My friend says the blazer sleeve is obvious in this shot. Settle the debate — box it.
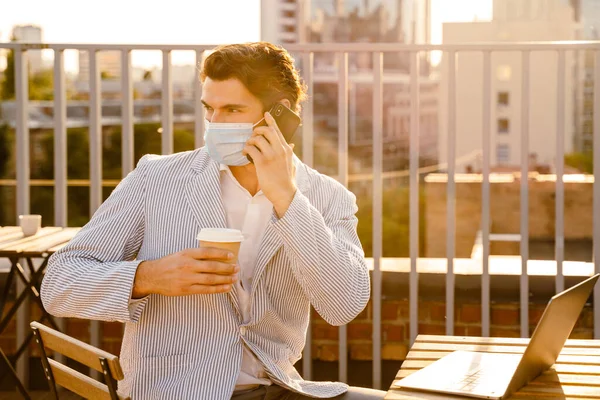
[40,155,151,323]
[271,178,370,326]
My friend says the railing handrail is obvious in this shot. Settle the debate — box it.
[2,40,600,52]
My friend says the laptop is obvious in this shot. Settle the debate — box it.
[395,273,599,400]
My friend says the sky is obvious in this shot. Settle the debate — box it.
[0,0,492,72]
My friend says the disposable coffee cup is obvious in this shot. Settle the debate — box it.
[196,228,245,260]
[19,214,41,237]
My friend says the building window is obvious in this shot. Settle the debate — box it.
[496,144,510,164]
[497,65,512,81]
[498,92,509,106]
[498,118,510,134]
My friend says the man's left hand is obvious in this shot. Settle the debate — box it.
[243,111,297,218]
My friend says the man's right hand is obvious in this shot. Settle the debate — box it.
[132,248,239,298]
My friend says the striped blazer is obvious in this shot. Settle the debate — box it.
[40,147,371,399]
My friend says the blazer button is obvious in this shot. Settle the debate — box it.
[240,326,247,335]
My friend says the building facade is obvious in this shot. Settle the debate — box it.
[440,0,577,171]
[573,0,600,154]
[12,25,44,73]
[78,50,121,82]
[261,0,438,175]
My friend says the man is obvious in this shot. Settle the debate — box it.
[41,42,385,399]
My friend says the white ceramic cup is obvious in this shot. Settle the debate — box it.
[19,214,42,236]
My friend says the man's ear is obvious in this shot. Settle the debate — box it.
[280,99,292,109]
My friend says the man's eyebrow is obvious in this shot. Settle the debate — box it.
[201,100,248,109]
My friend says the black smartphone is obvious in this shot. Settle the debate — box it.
[247,103,302,162]
[254,103,302,143]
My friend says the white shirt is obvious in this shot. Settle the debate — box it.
[219,164,273,392]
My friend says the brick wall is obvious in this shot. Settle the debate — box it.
[2,297,594,362]
[425,178,593,257]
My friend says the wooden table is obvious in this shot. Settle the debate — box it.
[386,335,600,400]
[0,226,81,399]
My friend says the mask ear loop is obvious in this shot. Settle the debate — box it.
[253,102,279,129]
[248,102,279,163]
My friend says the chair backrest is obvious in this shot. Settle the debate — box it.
[30,321,130,400]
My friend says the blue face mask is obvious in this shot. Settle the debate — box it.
[204,122,254,166]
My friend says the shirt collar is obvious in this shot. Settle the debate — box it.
[219,156,301,173]
[219,156,308,193]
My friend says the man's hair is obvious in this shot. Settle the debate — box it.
[200,42,307,113]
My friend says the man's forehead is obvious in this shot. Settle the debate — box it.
[201,77,256,107]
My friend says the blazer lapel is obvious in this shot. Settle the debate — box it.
[183,149,241,318]
[251,223,283,297]
[184,149,227,230]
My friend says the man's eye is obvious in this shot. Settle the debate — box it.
[229,108,240,113]
[203,106,213,111]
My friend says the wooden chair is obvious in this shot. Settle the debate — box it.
[30,321,130,400]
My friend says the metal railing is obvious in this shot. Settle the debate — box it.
[2,41,600,391]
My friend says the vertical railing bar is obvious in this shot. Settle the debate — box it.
[520,51,531,338]
[337,51,349,384]
[302,52,314,168]
[52,50,69,357]
[555,50,566,294]
[409,51,420,345]
[372,51,383,390]
[53,50,67,227]
[195,50,205,149]
[574,49,581,153]
[301,51,314,382]
[446,50,457,336]
[593,50,600,339]
[15,47,30,222]
[481,51,492,337]
[89,48,103,379]
[15,45,30,385]
[162,50,173,155]
[53,49,69,359]
[121,49,134,176]
[89,49,102,214]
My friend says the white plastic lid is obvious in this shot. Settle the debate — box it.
[197,228,245,243]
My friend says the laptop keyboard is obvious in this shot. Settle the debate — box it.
[444,368,495,392]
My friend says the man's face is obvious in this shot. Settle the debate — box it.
[201,77,264,124]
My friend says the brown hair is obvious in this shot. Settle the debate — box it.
[200,42,307,113]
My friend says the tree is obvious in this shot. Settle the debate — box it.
[355,184,426,258]
[31,123,196,226]
[565,152,593,174]
[143,70,153,81]
[1,52,54,100]
[0,124,12,177]
[2,47,15,99]
[0,125,15,225]
[29,69,54,100]
[101,71,116,80]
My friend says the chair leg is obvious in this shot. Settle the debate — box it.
[13,261,61,331]
[0,286,31,335]
[99,357,119,400]
[25,257,49,289]
[12,311,62,364]
[0,262,16,317]
[0,348,31,400]
[31,327,59,400]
